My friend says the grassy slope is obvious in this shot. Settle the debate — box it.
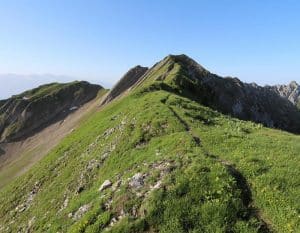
[0,86,299,232]
[1,81,102,141]
[0,89,108,189]
[13,82,78,100]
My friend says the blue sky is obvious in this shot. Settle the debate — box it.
[0,0,299,98]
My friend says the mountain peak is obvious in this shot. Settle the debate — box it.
[289,80,299,88]
[163,54,208,73]
[100,65,148,105]
[100,54,300,133]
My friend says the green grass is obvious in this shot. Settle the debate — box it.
[0,88,108,190]
[0,80,101,141]
[14,82,77,100]
[0,55,299,233]
[0,145,44,189]
[0,86,299,232]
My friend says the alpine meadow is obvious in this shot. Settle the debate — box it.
[1,1,300,232]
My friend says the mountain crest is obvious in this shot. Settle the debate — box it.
[0,81,102,142]
[165,54,208,72]
[100,65,148,105]
[103,54,300,133]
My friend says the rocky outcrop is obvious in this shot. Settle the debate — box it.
[99,180,112,192]
[100,65,148,105]
[266,81,300,108]
[134,54,300,134]
[0,81,102,142]
[129,173,146,189]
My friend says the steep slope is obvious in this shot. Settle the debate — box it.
[0,89,108,189]
[267,81,300,109]
[100,66,148,105]
[0,55,300,232]
[0,81,101,142]
[132,54,300,133]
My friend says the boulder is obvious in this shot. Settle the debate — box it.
[73,204,91,221]
[129,173,145,189]
[99,180,112,192]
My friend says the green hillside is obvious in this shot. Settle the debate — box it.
[0,81,101,142]
[0,58,300,233]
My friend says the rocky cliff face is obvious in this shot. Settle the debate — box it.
[130,54,300,133]
[0,81,102,142]
[266,81,300,108]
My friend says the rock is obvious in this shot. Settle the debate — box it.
[15,181,41,213]
[109,217,118,227]
[151,180,162,190]
[86,159,100,171]
[76,184,84,194]
[268,81,300,106]
[28,216,36,228]
[101,152,110,161]
[129,173,146,189]
[120,209,125,217]
[63,198,69,209]
[110,144,116,151]
[112,180,122,191]
[104,199,113,210]
[73,204,91,221]
[69,106,78,111]
[103,128,115,138]
[132,206,138,217]
[136,192,144,198]
[99,180,112,192]
[135,140,147,149]
[15,204,26,213]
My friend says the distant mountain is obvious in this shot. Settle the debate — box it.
[0,81,102,142]
[267,81,300,108]
[0,74,106,100]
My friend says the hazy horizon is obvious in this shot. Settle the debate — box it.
[0,73,113,99]
[0,53,299,99]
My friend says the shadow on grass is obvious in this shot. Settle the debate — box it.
[205,153,273,233]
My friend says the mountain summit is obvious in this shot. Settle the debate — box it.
[105,54,300,133]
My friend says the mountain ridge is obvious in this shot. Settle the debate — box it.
[267,81,300,108]
[104,54,300,134]
[0,81,102,142]
[100,66,148,105]
[0,54,300,232]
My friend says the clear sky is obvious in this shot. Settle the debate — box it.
[0,0,299,98]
